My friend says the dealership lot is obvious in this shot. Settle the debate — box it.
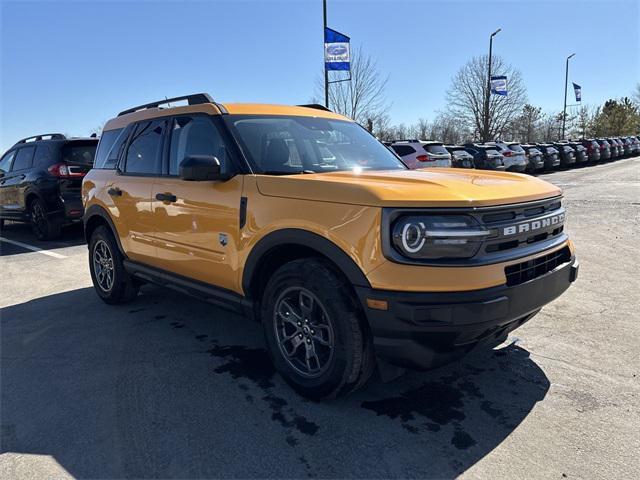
[1,158,638,479]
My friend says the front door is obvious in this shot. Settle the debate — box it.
[149,115,243,292]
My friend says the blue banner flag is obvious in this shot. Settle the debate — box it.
[490,75,508,96]
[324,27,350,71]
[573,83,582,102]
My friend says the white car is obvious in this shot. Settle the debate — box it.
[389,140,452,169]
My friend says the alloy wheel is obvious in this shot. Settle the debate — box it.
[93,240,115,292]
[273,287,335,378]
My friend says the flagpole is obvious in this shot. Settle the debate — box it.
[323,0,329,108]
[483,28,501,143]
[562,53,575,140]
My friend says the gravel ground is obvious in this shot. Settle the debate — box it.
[1,157,638,479]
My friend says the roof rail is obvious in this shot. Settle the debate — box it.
[13,133,66,147]
[117,93,216,117]
[297,104,332,112]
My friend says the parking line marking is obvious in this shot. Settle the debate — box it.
[0,237,67,259]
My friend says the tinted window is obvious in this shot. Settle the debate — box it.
[169,116,225,176]
[12,146,35,171]
[34,144,53,166]
[424,144,448,154]
[391,145,417,157]
[485,149,500,156]
[0,151,15,174]
[125,120,165,174]
[62,142,97,166]
[508,144,525,152]
[94,129,124,169]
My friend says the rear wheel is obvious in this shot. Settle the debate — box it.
[29,198,62,240]
[89,225,139,304]
[261,258,375,400]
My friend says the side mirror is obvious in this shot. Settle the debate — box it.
[179,155,231,181]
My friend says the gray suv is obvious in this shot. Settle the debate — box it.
[486,142,527,172]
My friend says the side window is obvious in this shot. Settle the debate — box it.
[124,120,164,175]
[94,128,124,169]
[0,151,16,174]
[34,144,53,166]
[12,146,36,171]
[168,116,226,176]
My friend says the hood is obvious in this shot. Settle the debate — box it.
[256,168,562,208]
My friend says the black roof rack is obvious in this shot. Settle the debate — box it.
[117,93,216,117]
[297,104,332,112]
[13,133,66,147]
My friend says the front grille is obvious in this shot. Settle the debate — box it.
[481,198,565,254]
[505,246,571,286]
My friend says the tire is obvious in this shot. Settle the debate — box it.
[29,198,62,240]
[261,258,375,400]
[88,225,139,304]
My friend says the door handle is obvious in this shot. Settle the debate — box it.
[155,192,177,203]
[108,187,122,197]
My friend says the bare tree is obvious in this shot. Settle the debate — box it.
[446,55,527,142]
[318,46,390,125]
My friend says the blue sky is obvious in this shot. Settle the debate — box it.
[1,0,638,152]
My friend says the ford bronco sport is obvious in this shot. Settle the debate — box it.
[82,93,578,399]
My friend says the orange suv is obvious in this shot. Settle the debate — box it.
[82,93,578,399]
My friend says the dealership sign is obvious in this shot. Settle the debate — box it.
[324,27,350,71]
[573,83,582,102]
[490,75,508,96]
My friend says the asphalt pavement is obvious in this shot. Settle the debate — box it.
[1,157,639,479]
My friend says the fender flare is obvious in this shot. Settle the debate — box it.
[83,204,125,255]
[242,228,371,295]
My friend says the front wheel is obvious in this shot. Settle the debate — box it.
[261,258,375,400]
[89,225,139,304]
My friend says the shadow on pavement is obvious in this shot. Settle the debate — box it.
[1,285,550,478]
[0,221,85,256]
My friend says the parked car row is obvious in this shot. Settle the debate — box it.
[387,136,640,173]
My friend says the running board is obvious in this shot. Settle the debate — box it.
[123,260,253,317]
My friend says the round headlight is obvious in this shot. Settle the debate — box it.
[400,221,426,253]
[392,215,489,260]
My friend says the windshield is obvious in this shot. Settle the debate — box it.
[508,144,524,152]
[227,115,406,174]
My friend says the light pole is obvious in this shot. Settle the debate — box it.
[483,28,501,142]
[323,0,329,108]
[562,53,575,140]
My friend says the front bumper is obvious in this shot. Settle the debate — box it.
[356,255,578,370]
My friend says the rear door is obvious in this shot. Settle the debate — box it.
[111,119,167,266]
[3,146,35,218]
[150,114,243,290]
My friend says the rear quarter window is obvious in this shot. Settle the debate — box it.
[12,146,36,171]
